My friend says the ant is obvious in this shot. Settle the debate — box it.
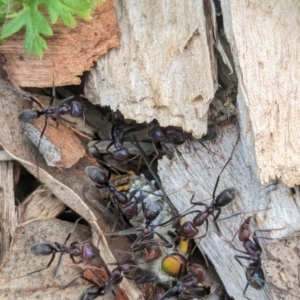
[65,259,137,299]
[148,124,192,165]
[18,90,84,153]
[148,124,191,144]
[229,216,281,299]
[85,166,138,221]
[29,218,99,276]
[158,263,207,300]
[105,124,131,163]
[156,135,239,242]
[18,86,84,177]
[106,195,174,251]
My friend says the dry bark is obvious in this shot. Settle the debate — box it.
[85,0,217,138]
[220,0,300,187]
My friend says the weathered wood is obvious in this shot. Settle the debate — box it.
[220,0,300,187]
[85,0,217,138]
[0,0,120,87]
[264,233,300,300]
[0,162,17,264]
[158,125,299,300]
[17,185,66,224]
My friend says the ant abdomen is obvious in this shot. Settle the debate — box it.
[70,101,84,118]
[161,253,187,278]
[85,166,108,184]
[215,188,236,207]
[246,263,265,290]
[30,243,55,255]
[18,108,40,123]
[113,148,129,161]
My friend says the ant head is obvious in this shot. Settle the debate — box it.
[70,101,84,118]
[188,263,206,283]
[18,108,40,123]
[85,166,109,185]
[142,245,162,262]
[143,199,164,222]
[161,253,187,278]
[148,124,166,142]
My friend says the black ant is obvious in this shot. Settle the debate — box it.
[28,218,99,276]
[229,216,281,299]
[105,124,131,163]
[18,92,84,153]
[106,194,174,251]
[156,135,239,242]
[85,166,138,221]
[148,124,192,165]
[18,86,84,177]
[158,263,207,299]
[65,259,137,299]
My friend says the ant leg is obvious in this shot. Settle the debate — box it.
[54,252,64,276]
[50,78,56,107]
[27,251,57,276]
[63,217,82,244]
[213,207,222,232]
[234,255,252,267]
[242,282,251,300]
[212,134,240,201]
[57,115,76,125]
[153,231,174,247]
[57,95,74,106]
[252,227,284,252]
[149,141,159,169]
[70,254,77,263]
[106,141,115,155]
[35,116,49,179]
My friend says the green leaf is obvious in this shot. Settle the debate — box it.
[0,0,103,57]
[40,0,96,27]
[1,3,52,57]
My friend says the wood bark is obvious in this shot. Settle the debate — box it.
[221,0,300,187]
[85,0,216,138]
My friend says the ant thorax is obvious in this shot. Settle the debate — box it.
[113,173,167,227]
